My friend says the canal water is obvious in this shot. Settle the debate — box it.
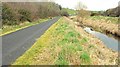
[84,27,119,51]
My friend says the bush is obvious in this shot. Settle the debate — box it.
[2,4,17,25]
[61,11,69,17]
[78,9,91,18]
[18,9,32,22]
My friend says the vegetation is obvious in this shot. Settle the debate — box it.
[2,1,118,65]
[62,8,77,15]
[2,2,61,26]
[77,9,91,18]
[1,18,49,36]
[90,5,120,17]
[61,10,69,17]
[90,11,105,16]
[89,16,119,24]
[1,2,69,36]
[80,52,90,64]
[18,9,32,22]
[2,4,17,25]
[105,5,120,17]
[12,16,118,65]
[13,17,92,65]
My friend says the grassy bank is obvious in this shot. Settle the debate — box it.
[74,16,119,36]
[13,17,117,65]
[89,16,119,24]
[1,18,49,36]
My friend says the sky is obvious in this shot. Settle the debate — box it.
[54,0,120,11]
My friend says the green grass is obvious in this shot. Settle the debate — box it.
[62,8,77,15]
[80,52,91,64]
[89,16,119,24]
[1,18,49,36]
[76,44,83,51]
[88,44,95,48]
[13,17,91,65]
[55,49,69,65]
[80,37,88,44]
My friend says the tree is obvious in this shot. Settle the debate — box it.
[78,9,90,18]
[75,1,87,10]
[2,4,17,25]
[18,9,32,22]
[76,1,90,18]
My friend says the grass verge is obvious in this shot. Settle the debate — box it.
[1,18,49,36]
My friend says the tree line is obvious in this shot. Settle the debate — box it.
[90,5,120,17]
[2,2,68,25]
[76,1,120,17]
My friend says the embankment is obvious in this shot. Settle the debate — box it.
[71,16,120,37]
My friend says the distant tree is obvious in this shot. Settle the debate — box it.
[75,1,90,19]
[75,1,87,10]
[78,9,91,18]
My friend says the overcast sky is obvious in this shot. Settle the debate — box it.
[55,0,119,11]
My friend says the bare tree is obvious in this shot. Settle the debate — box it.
[75,1,87,10]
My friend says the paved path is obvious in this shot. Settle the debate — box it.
[2,17,60,65]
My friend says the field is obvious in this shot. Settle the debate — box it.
[13,17,117,65]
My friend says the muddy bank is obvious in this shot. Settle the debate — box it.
[70,16,120,38]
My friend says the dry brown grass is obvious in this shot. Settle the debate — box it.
[73,16,120,36]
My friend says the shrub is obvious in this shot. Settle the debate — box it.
[18,9,32,22]
[37,2,61,18]
[61,10,69,17]
[2,4,17,25]
[77,9,91,18]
